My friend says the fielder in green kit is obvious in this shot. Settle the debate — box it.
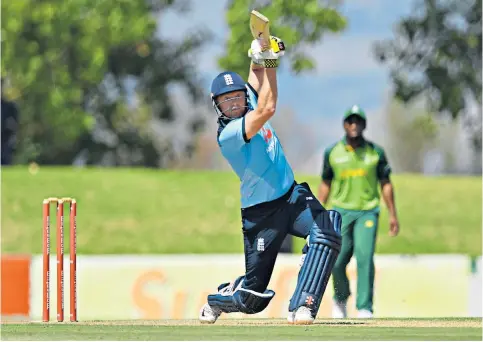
[318,105,400,319]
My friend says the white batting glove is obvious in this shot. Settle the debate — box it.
[248,36,286,68]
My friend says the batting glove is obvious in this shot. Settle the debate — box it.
[248,35,286,68]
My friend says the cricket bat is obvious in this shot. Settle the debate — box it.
[250,10,270,51]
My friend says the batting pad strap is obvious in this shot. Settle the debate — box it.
[233,288,275,314]
[217,282,231,292]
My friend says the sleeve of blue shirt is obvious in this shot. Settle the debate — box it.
[219,116,250,150]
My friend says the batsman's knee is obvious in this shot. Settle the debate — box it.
[311,209,342,248]
[207,276,275,314]
[288,210,342,316]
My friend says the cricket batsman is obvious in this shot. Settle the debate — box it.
[198,33,342,325]
[318,106,400,318]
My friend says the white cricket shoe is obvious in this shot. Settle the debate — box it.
[199,303,221,324]
[287,310,295,324]
[293,306,315,325]
[332,299,347,319]
[357,309,373,319]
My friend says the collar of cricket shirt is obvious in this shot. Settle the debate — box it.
[342,136,366,152]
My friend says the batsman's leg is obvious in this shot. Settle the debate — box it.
[288,209,342,324]
[200,206,289,324]
[199,275,276,324]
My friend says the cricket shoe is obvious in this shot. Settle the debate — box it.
[287,306,315,325]
[199,303,221,324]
[287,310,295,324]
[332,299,347,319]
[357,309,373,319]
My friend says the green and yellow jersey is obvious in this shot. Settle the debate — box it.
[322,137,391,211]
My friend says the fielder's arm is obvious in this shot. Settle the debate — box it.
[376,147,398,220]
[318,148,334,206]
[380,180,398,219]
[377,146,399,236]
[244,67,277,139]
[318,180,331,207]
[247,61,264,94]
[381,179,400,236]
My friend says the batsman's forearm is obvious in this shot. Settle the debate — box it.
[260,67,277,111]
[243,67,277,138]
[382,182,397,217]
[248,62,265,93]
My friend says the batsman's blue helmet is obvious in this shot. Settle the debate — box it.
[211,71,246,98]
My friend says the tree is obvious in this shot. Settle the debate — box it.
[383,99,439,173]
[219,0,347,78]
[1,0,210,166]
[373,0,482,155]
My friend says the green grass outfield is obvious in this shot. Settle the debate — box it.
[2,318,481,341]
[1,166,481,255]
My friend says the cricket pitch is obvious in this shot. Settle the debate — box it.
[2,317,481,340]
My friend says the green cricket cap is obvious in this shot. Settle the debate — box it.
[343,105,366,121]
